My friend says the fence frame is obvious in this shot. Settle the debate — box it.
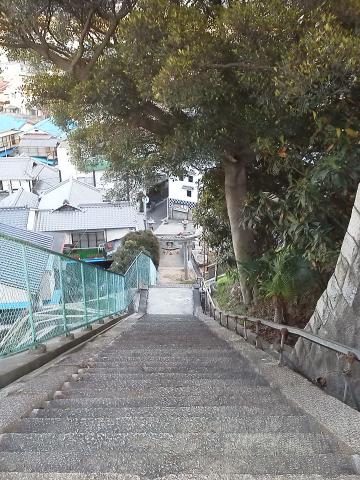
[0,231,156,358]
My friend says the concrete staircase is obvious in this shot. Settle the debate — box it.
[0,286,358,478]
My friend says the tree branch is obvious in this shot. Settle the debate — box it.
[207,62,273,71]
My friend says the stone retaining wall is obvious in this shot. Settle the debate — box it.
[293,185,360,408]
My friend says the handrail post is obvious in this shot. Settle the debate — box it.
[243,317,248,341]
[80,263,87,323]
[278,328,288,366]
[219,310,222,325]
[106,274,110,316]
[235,316,238,334]
[58,257,69,335]
[226,313,229,328]
[136,255,139,289]
[95,268,100,317]
[21,244,37,346]
[255,320,261,349]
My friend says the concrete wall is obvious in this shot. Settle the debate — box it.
[168,172,201,203]
[293,184,360,407]
[57,142,114,194]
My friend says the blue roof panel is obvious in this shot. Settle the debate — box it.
[31,118,72,139]
[0,114,28,133]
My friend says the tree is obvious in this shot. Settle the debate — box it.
[2,0,360,304]
[111,230,160,274]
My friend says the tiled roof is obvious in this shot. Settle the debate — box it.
[0,156,60,193]
[0,157,33,180]
[35,203,140,232]
[0,223,52,294]
[38,178,103,210]
[0,188,39,208]
[19,133,59,148]
[0,207,30,229]
[0,222,60,251]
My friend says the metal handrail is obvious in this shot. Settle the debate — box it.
[198,277,360,366]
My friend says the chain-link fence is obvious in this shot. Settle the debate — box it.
[0,232,157,357]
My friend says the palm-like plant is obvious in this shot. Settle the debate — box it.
[241,247,317,323]
[263,248,317,323]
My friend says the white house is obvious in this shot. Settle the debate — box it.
[33,178,144,261]
[167,170,202,220]
[0,156,61,194]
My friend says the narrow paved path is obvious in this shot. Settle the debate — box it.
[0,287,357,478]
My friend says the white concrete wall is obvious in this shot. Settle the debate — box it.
[57,142,114,193]
[1,179,32,192]
[106,228,135,242]
[57,142,78,181]
[168,172,201,203]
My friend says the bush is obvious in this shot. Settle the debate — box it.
[110,231,160,274]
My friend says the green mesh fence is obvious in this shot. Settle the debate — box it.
[0,232,157,357]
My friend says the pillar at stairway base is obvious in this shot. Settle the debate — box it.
[28,344,46,354]
[59,333,75,342]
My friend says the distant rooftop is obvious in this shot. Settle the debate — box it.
[35,202,141,232]
[0,222,63,253]
[0,207,30,229]
[0,156,60,189]
[19,131,60,148]
[30,118,75,140]
[38,178,103,211]
[0,188,38,208]
[0,114,29,133]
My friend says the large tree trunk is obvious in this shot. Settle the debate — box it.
[223,153,254,305]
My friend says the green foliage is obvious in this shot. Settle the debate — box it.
[242,247,318,302]
[3,0,360,315]
[110,231,160,275]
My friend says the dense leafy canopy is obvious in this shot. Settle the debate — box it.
[111,230,160,274]
[2,0,360,314]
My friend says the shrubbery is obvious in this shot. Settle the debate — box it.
[110,231,160,275]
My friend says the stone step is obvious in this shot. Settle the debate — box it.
[0,475,358,480]
[96,349,237,357]
[65,384,278,399]
[16,414,319,435]
[0,451,355,475]
[33,403,302,418]
[81,365,255,375]
[0,432,343,456]
[47,394,288,408]
[66,371,268,384]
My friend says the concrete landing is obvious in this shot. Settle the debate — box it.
[147,286,193,315]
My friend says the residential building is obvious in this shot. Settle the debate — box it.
[35,178,144,262]
[18,131,60,165]
[0,129,21,156]
[0,156,61,195]
[167,170,201,220]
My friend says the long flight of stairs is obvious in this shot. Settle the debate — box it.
[0,286,358,478]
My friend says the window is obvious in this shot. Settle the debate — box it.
[188,175,194,183]
[72,231,105,248]
[186,190,192,198]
